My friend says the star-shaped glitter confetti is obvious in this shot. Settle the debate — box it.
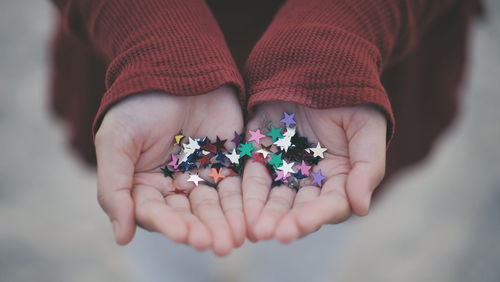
[208,168,225,184]
[211,162,225,171]
[212,136,227,152]
[309,142,327,158]
[274,170,289,182]
[224,148,240,165]
[196,137,209,146]
[187,173,205,186]
[213,153,225,164]
[256,144,272,158]
[251,151,266,164]
[268,152,284,168]
[283,126,296,138]
[197,154,211,166]
[248,129,266,144]
[290,135,309,150]
[294,160,312,176]
[231,131,244,147]
[238,142,256,158]
[201,141,217,153]
[274,135,292,152]
[277,160,295,175]
[184,137,201,151]
[167,154,179,170]
[311,170,326,187]
[173,187,189,195]
[174,132,184,145]
[292,170,308,180]
[160,166,174,178]
[178,161,195,171]
[280,112,296,127]
[178,150,192,164]
[266,125,284,142]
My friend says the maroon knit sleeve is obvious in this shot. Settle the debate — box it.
[52,0,243,134]
[245,0,460,141]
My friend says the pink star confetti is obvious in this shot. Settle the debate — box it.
[248,129,266,144]
[294,160,312,176]
[167,154,179,170]
[274,170,289,182]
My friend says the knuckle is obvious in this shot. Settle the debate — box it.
[243,195,265,206]
[247,174,271,189]
[195,197,219,210]
[223,206,243,215]
[219,188,241,202]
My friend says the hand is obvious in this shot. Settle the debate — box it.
[95,86,246,256]
[242,102,387,243]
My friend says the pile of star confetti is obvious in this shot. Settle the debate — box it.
[161,112,328,189]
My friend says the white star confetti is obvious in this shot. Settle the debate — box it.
[224,148,240,164]
[187,173,204,186]
[309,142,327,158]
[277,160,296,175]
[274,136,292,152]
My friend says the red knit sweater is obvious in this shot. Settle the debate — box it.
[50,0,480,183]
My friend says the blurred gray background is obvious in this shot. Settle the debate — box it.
[0,1,499,282]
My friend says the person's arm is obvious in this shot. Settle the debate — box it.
[52,0,244,133]
[52,0,246,255]
[245,0,461,141]
[242,0,464,243]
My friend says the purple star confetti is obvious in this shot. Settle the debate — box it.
[310,170,326,188]
[231,131,244,147]
[280,112,296,127]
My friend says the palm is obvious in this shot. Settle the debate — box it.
[242,102,387,243]
[95,86,245,256]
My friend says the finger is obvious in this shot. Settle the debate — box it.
[133,185,188,243]
[190,185,234,257]
[242,161,272,242]
[95,130,136,245]
[218,176,246,248]
[274,186,320,244]
[164,194,212,251]
[345,110,386,216]
[277,175,350,242]
[253,186,295,241]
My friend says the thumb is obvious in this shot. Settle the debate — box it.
[95,125,137,245]
[345,107,387,216]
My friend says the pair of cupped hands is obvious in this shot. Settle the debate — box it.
[95,85,387,257]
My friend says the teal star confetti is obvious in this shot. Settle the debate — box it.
[268,152,284,169]
[238,142,256,158]
[266,125,284,142]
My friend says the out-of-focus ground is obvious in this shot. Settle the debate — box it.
[0,1,499,282]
